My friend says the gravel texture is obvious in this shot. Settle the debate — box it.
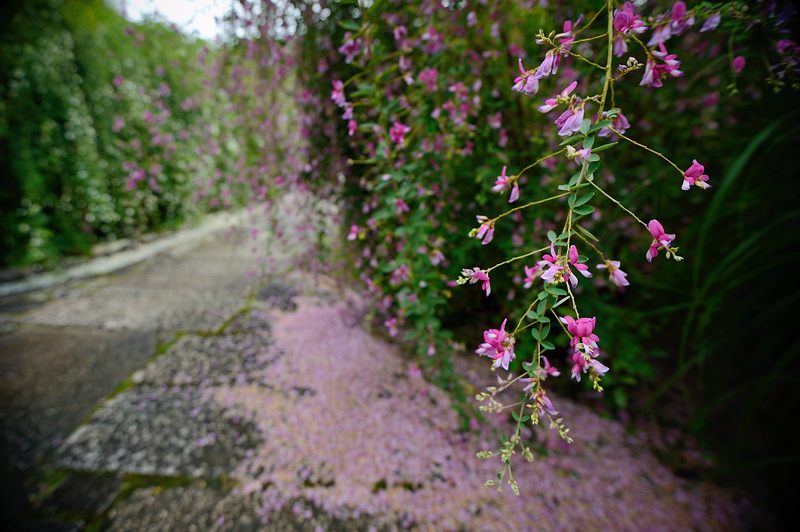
[54,387,262,478]
[132,332,278,387]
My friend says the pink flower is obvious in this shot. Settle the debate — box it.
[561,316,599,348]
[555,106,585,137]
[536,49,560,79]
[395,198,410,214]
[384,318,399,337]
[599,111,631,137]
[732,55,746,75]
[492,166,519,203]
[537,244,591,288]
[573,147,592,165]
[613,34,628,57]
[476,319,516,370]
[700,13,721,32]
[646,219,676,262]
[523,264,541,288]
[541,356,560,378]
[682,159,710,190]
[555,18,578,48]
[614,2,647,35]
[670,1,695,35]
[389,122,411,146]
[560,315,608,381]
[597,260,630,287]
[640,44,683,88]
[777,39,799,54]
[347,224,361,241]
[538,81,577,113]
[524,385,557,416]
[347,120,357,136]
[338,32,362,63]
[418,67,438,91]
[512,58,540,96]
[473,215,495,245]
[461,267,492,296]
[568,245,592,281]
[331,80,346,107]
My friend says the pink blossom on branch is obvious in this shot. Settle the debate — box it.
[492,166,519,203]
[473,215,495,245]
[614,2,647,35]
[523,264,541,288]
[461,267,492,296]
[512,58,540,96]
[476,318,516,370]
[733,55,746,75]
[640,44,683,88]
[646,219,676,262]
[597,260,630,287]
[682,159,710,190]
[389,122,411,146]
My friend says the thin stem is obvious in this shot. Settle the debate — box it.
[486,246,549,274]
[588,179,649,229]
[571,34,607,45]
[629,33,653,60]
[492,192,570,223]
[550,308,571,337]
[572,9,603,36]
[598,0,614,117]
[574,231,608,262]
[565,276,580,317]
[517,148,566,177]
[559,47,606,70]
[608,126,684,176]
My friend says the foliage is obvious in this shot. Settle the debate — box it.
[295,0,800,507]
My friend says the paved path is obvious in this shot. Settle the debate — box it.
[0,201,762,530]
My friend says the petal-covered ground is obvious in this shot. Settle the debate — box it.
[214,289,756,530]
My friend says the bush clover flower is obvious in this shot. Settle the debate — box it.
[614,2,647,36]
[682,160,710,190]
[459,267,492,296]
[512,58,540,96]
[492,166,520,203]
[476,318,516,370]
[646,219,677,262]
[522,264,541,288]
[597,260,630,287]
[389,122,411,146]
[471,215,495,245]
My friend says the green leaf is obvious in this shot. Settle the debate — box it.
[559,133,583,146]
[588,119,612,133]
[583,135,595,149]
[573,205,595,216]
[541,340,555,350]
[537,290,548,301]
[338,20,361,31]
[579,118,592,134]
[576,224,600,241]
[574,192,594,207]
[531,328,541,340]
[547,230,557,242]
[536,298,548,315]
[592,142,618,152]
